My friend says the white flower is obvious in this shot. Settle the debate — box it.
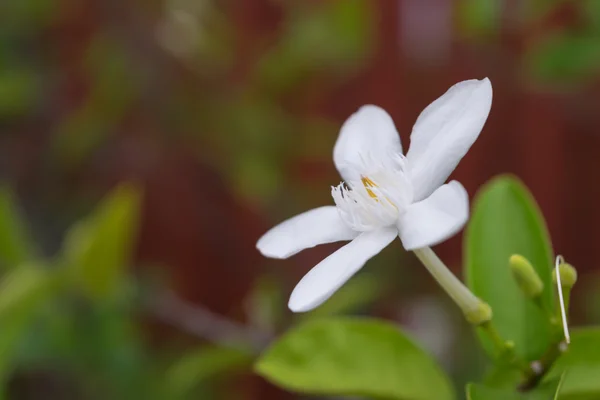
[257,78,493,312]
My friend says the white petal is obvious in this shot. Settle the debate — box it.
[333,105,403,182]
[406,78,492,201]
[398,181,469,251]
[256,206,358,259]
[288,227,397,312]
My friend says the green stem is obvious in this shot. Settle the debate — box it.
[413,247,490,323]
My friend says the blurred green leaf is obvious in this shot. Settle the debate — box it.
[167,346,252,398]
[467,376,563,399]
[0,264,58,380]
[255,318,455,400]
[54,36,139,167]
[526,32,600,84]
[465,176,554,361]
[457,0,500,38]
[63,184,141,301]
[0,0,57,28]
[0,69,38,117]
[0,187,35,269]
[545,328,600,399]
[584,0,600,31]
[258,0,372,91]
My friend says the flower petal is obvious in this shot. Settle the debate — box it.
[288,227,397,312]
[406,78,492,201]
[333,105,402,182]
[256,206,358,259]
[398,181,469,251]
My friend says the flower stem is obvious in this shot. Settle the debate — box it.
[413,247,488,323]
[413,247,517,358]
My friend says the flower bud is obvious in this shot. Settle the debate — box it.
[509,254,544,298]
[552,262,577,288]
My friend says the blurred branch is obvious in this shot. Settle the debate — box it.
[151,291,272,353]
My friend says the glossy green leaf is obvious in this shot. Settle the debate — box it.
[167,346,252,397]
[465,176,554,360]
[63,184,141,300]
[467,376,563,400]
[0,188,35,269]
[255,318,455,400]
[545,328,600,399]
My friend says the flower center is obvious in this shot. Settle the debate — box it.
[332,153,413,232]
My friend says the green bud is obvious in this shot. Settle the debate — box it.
[553,262,577,288]
[464,302,493,326]
[509,254,544,298]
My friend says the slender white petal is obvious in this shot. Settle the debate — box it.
[288,227,397,312]
[406,78,492,201]
[256,206,358,259]
[333,105,403,182]
[398,181,469,251]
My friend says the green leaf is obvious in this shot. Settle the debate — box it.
[545,328,600,399]
[0,187,35,269]
[255,318,455,400]
[467,376,563,400]
[0,264,58,380]
[167,346,252,398]
[63,184,141,300]
[465,175,554,360]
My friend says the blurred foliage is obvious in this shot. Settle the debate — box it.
[458,0,600,86]
[0,188,36,269]
[0,185,251,399]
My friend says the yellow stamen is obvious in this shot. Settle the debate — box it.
[361,177,378,199]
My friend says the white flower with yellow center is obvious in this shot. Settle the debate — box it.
[257,78,493,313]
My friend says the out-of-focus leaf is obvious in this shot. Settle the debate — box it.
[257,0,373,91]
[297,273,381,322]
[0,264,58,379]
[457,0,500,38]
[255,318,455,400]
[584,0,600,31]
[526,32,600,84]
[167,346,252,398]
[63,184,141,301]
[0,0,57,28]
[53,36,139,167]
[465,176,554,361]
[0,187,35,269]
[0,69,38,117]
[467,376,564,399]
[545,328,600,399]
